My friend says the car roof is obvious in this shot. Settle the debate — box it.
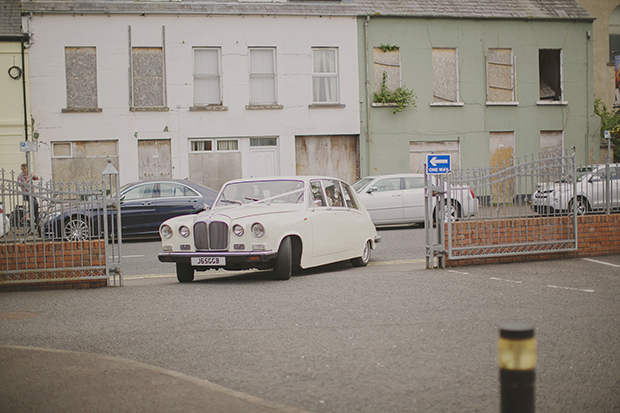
[122,179,218,194]
[357,173,424,180]
[221,176,350,185]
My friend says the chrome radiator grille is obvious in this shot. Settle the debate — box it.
[194,221,229,251]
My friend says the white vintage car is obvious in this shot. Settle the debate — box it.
[158,176,381,282]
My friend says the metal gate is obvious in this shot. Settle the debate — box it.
[0,161,122,286]
[425,149,578,268]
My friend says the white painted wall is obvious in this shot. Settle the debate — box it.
[25,13,360,185]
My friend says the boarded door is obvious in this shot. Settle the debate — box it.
[295,135,359,184]
[138,139,171,180]
[490,132,515,205]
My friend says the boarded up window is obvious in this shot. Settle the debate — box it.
[432,48,458,103]
[373,48,400,94]
[487,49,515,102]
[138,139,171,180]
[295,135,359,183]
[65,47,98,109]
[539,49,562,101]
[132,47,165,108]
[409,141,460,174]
[249,48,277,105]
[51,141,119,183]
[540,131,564,179]
[194,48,221,106]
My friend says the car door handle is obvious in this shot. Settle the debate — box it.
[141,201,152,205]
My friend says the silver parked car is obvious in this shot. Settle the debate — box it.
[532,163,620,215]
[352,173,479,226]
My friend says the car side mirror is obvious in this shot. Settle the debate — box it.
[367,186,378,193]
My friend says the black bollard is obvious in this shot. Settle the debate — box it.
[498,322,536,413]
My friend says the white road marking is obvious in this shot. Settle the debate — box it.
[547,285,595,293]
[490,277,522,284]
[448,270,469,275]
[582,258,620,268]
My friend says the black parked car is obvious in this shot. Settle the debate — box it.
[41,179,218,241]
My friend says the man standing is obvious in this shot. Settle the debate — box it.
[17,163,39,221]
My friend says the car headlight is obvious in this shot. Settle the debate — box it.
[160,224,173,239]
[179,225,191,238]
[232,224,244,237]
[251,222,265,238]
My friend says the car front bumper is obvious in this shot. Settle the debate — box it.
[158,250,278,270]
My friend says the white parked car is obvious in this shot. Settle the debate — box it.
[352,173,479,226]
[158,176,381,282]
[532,163,620,215]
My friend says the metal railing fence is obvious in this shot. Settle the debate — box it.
[0,164,122,286]
[426,148,620,267]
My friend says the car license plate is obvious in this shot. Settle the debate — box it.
[191,257,226,266]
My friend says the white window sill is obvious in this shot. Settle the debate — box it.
[536,100,568,106]
[246,104,284,110]
[485,102,519,106]
[308,103,346,109]
[62,107,103,113]
[372,102,399,108]
[190,105,228,112]
[130,107,170,112]
[430,102,464,107]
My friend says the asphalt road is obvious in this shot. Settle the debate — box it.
[1,226,619,412]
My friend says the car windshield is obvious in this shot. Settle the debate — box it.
[352,177,374,193]
[216,180,305,207]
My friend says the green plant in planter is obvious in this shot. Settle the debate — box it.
[373,71,416,114]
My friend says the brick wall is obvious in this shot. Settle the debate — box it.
[444,214,620,267]
[0,239,107,292]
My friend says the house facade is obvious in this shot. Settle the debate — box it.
[357,1,599,176]
[21,1,362,189]
[0,0,30,175]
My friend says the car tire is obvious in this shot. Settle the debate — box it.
[273,236,292,280]
[63,216,90,241]
[433,201,461,225]
[350,240,371,267]
[176,263,194,283]
[569,197,590,216]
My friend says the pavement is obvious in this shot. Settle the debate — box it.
[0,344,310,413]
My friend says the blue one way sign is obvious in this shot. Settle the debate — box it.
[426,154,451,174]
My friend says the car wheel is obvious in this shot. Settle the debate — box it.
[9,210,30,236]
[433,201,461,225]
[350,240,371,267]
[273,236,292,280]
[63,216,90,241]
[176,263,194,283]
[569,197,590,216]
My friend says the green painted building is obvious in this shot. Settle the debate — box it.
[357,1,598,176]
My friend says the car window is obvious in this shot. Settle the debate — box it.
[352,177,374,193]
[404,176,424,189]
[122,183,157,201]
[341,182,359,210]
[159,183,198,198]
[310,180,326,207]
[216,180,304,206]
[375,178,401,192]
[323,179,344,207]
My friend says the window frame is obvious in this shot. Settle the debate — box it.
[312,47,340,104]
[247,47,279,107]
[193,47,223,108]
[63,46,101,113]
[189,139,214,153]
[486,48,518,106]
[431,47,462,107]
[130,46,168,111]
[537,48,567,105]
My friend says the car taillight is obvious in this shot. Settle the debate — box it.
[469,189,475,199]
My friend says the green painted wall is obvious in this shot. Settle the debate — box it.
[358,16,600,176]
